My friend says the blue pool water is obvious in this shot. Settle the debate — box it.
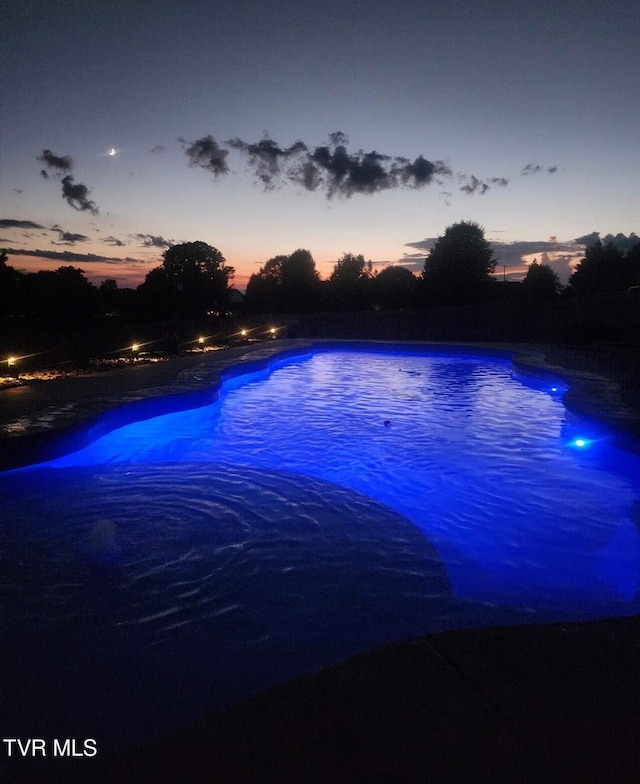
[2,347,640,753]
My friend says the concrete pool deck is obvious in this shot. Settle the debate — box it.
[2,339,640,783]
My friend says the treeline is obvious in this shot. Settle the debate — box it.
[244,249,420,313]
[2,224,640,331]
[0,242,234,328]
[567,239,640,295]
[244,222,640,312]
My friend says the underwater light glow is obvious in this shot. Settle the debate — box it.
[569,437,596,449]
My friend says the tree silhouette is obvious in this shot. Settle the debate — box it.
[0,250,23,316]
[162,241,234,314]
[422,221,495,303]
[373,266,418,309]
[20,266,95,327]
[245,249,320,313]
[626,242,640,287]
[328,252,373,310]
[280,249,320,311]
[137,266,173,320]
[569,240,628,294]
[522,260,560,299]
[245,255,288,313]
[329,252,369,283]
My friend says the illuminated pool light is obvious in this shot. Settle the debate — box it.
[570,437,591,449]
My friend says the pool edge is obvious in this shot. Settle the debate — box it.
[1,339,640,469]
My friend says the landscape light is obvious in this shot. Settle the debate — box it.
[198,337,204,344]
[131,343,139,353]
[269,328,276,336]
[240,329,247,337]
[7,356,16,369]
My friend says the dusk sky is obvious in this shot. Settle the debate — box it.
[2,0,639,290]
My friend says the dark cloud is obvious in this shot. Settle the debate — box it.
[104,235,126,247]
[489,239,577,262]
[181,135,229,177]
[61,175,99,214]
[150,145,166,154]
[38,149,73,175]
[328,131,349,146]
[459,175,489,195]
[394,155,452,187]
[57,233,89,244]
[0,219,45,229]
[51,225,90,245]
[394,253,432,274]
[180,130,515,200]
[404,237,439,253]
[38,148,99,213]
[574,231,601,246]
[302,143,451,198]
[458,175,508,195]
[227,137,307,189]
[2,247,141,264]
[521,162,558,176]
[304,144,394,197]
[575,231,640,250]
[133,233,173,248]
[296,160,323,191]
[223,132,451,198]
[603,232,639,249]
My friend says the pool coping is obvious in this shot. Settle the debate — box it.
[1,338,640,470]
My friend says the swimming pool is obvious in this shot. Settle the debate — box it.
[2,345,639,753]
